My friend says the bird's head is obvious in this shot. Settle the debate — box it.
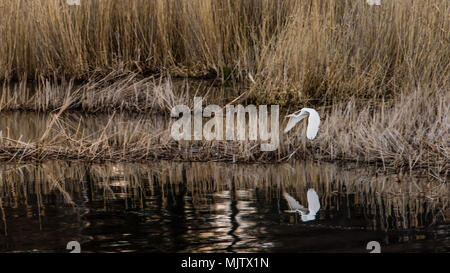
[284,107,320,138]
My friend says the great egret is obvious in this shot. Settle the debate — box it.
[283,189,321,222]
[366,0,381,6]
[284,108,320,140]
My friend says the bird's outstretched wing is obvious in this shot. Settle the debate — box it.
[305,108,320,140]
[283,192,305,211]
[284,113,307,134]
[306,189,321,215]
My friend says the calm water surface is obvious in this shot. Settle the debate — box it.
[0,160,447,253]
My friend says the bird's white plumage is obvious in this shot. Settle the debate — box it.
[284,108,321,140]
[306,189,320,215]
[283,189,321,222]
[283,192,306,212]
[305,108,320,140]
[284,112,308,134]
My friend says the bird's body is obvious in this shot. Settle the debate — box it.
[284,108,320,140]
[283,189,321,222]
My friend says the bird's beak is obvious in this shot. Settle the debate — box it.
[285,114,293,118]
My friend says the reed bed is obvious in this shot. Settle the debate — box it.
[0,0,448,173]
[0,0,448,103]
[0,86,447,175]
[0,73,183,113]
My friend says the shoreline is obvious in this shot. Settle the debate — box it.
[0,93,447,177]
[0,77,447,175]
[0,151,445,179]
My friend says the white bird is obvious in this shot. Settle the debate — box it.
[283,189,321,222]
[284,108,320,140]
[366,0,381,6]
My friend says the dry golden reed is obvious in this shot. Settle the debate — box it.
[0,86,447,174]
[0,73,182,113]
[0,0,448,172]
[0,0,448,103]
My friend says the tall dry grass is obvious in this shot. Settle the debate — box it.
[0,0,448,103]
[0,0,448,172]
[0,86,447,174]
[0,73,183,113]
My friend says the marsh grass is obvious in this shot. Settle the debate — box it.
[0,0,448,173]
[0,86,447,175]
[0,73,186,113]
[0,0,448,103]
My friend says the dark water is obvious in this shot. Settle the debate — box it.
[0,160,447,253]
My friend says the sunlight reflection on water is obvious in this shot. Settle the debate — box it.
[0,160,447,253]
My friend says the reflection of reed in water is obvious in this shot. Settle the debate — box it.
[0,161,447,236]
[0,111,170,142]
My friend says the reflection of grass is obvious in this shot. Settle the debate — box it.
[0,0,448,103]
[0,161,447,232]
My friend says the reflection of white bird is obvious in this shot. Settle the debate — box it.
[284,108,320,140]
[366,0,381,6]
[283,189,321,222]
